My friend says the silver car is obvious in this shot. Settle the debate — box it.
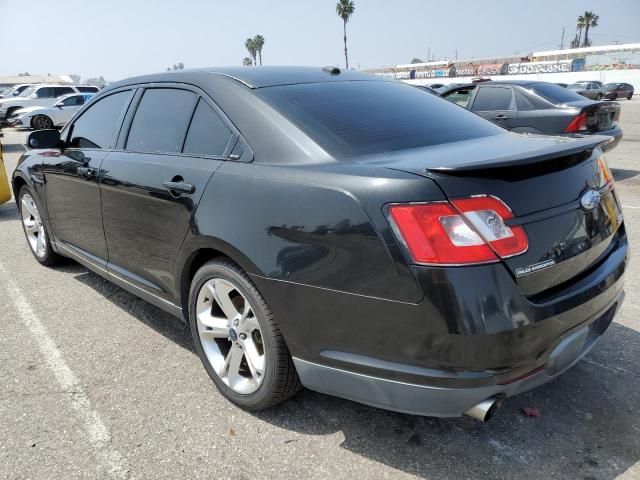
[567,82,604,100]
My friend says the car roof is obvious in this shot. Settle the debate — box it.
[108,66,386,90]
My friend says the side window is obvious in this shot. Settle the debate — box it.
[514,90,535,111]
[183,99,234,156]
[69,90,133,149]
[61,95,83,107]
[36,87,56,99]
[442,87,475,108]
[55,87,74,97]
[126,88,197,153]
[472,87,514,111]
[515,89,549,111]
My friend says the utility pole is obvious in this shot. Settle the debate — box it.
[455,49,458,60]
[427,46,430,63]
[560,26,565,49]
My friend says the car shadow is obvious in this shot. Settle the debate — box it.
[0,201,19,222]
[612,168,640,182]
[69,266,640,479]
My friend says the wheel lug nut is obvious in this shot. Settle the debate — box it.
[239,333,247,340]
[233,319,239,326]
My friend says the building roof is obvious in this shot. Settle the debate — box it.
[533,42,640,59]
[0,74,73,85]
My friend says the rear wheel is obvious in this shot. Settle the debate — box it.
[18,186,61,265]
[597,93,603,100]
[628,93,634,100]
[189,259,301,410]
[31,114,53,130]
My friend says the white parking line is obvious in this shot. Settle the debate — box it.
[616,461,640,480]
[622,205,640,209]
[0,262,129,479]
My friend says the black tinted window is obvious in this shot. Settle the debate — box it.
[36,87,56,99]
[77,86,99,93]
[126,88,196,153]
[183,99,233,156]
[515,89,550,111]
[528,83,586,104]
[257,81,503,158]
[443,87,475,108]
[69,90,132,149]
[55,87,74,97]
[472,87,514,111]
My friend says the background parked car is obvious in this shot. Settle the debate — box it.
[555,82,568,88]
[0,84,33,99]
[440,81,621,151]
[567,82,604,100]
[8,93,95,129]
[603,82,634,100]
[0,85,99,124]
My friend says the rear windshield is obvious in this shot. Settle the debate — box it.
[256,80,504,158]
[529,83,586,104]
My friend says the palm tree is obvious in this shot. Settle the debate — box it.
[245,38,257,66]
[576,14,586,48]
[242,57,253,66]
[253,35,265,66]
[581,11,599,47]
[336,0,355,69]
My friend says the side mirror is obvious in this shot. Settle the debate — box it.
[55,103,64,108]
[27,129,61,149]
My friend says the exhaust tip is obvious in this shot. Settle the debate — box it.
[464,397,503,422]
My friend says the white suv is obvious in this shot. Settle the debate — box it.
[0,84,99,123]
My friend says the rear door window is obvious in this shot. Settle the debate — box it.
[527,83,585,104]
[36,87,56,99]
[471,87,514,111]
[55,87,75,97]
[126,88,197,153]
[77,86,99,93]
[69,90,133,149]
[60,95,83,107]
[183,99,234,156]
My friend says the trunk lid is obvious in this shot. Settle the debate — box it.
[564,100,621,133]
[374,133,624,296]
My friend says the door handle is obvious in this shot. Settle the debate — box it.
[494,114,509,120]
[163,181,195,195]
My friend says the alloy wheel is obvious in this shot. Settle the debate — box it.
[33,115,52,130]
[21,193,47,258]
[196,278,265,394]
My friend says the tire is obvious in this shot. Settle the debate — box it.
[189,259,301,410]
[597,93,603,100]
[18,186,61,266]
[628,93,634,100]
[31,114,53,130]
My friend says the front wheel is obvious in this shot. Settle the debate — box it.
[597,93,603,100]
[189,259,301,410]
[31,114,53,130]
[18,186,61,265]
[628,93,634,100]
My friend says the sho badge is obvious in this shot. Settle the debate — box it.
[515,259,556,277]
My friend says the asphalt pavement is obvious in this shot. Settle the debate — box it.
[1,101,639,480]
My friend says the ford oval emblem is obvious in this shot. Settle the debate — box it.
[580,189,601,211]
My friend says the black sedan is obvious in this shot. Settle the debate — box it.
[440,80,623,151]
[14,67,627,421]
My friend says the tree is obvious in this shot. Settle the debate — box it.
[245,38,257,66]
[242,57,253,66]
[410,58,424,64]
[570,34,580,49]
[336,0,355,69]
[69,74,82,84]
[253,35,265,66]
[177,62,184,70]
[581,11,599,47]
[576,14,585,48]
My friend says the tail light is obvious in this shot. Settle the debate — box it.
[564,112,588,132]
[388,196,528,265]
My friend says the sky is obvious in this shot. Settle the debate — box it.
[1,0,639,82]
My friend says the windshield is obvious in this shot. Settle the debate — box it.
[257,80,504,158]
[0,87,13,96]
[18,86,37,97]
[527,83,586,104]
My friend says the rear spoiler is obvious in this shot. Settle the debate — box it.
[427,134,611,173]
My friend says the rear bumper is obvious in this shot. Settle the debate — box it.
[294,292,622,417]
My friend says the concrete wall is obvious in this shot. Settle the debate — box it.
[404,69,640,93]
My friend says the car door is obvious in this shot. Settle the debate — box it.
[100,86,236,301]
[42,89,134,265]
[470,85,517,130]
[54,94,85,126]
